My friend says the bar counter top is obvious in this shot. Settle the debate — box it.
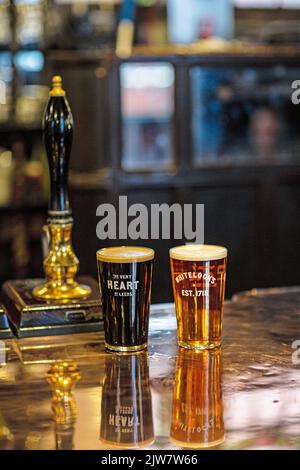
[0,286,300,450]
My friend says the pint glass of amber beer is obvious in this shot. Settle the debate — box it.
[170,244,227,350]
[97,246,154,352]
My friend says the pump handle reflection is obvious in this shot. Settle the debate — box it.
[47,361,81,451]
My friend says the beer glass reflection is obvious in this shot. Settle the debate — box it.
[170,244,227,350]
[47,361,81,451]
[100,353,154,449]
[97,246,154,352]
[170,347,224,449]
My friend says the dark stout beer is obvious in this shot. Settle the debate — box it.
[97,246,154,352]
[170,245,227,349]
[100,353,154,448]
[170,348,224,449]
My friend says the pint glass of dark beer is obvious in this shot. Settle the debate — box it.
[170,244,227,350]
[97,246,154,352]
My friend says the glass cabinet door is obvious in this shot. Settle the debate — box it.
[190,66,300,165]
[120,62,175,171]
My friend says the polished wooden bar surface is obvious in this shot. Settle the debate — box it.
[0,287,300,450]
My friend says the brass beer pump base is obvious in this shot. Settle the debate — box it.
[33,281,91,302]
[32,221,91,302]
[1,277,102,338]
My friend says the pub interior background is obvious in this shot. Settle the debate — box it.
[1,0,300,304]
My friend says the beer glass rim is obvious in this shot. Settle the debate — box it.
[170,244,227,262]
[97,246,155,263]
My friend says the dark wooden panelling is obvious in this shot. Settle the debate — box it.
[276,185,300,287]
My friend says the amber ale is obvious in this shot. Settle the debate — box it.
[170,244,227,349]
[97,246,154,352]
[100,353,154,448]
[170,347,224,449]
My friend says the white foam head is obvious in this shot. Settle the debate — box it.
[170,244,227,262]
[97,246,155,263]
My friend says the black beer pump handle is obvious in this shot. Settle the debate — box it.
[43,76,73,220]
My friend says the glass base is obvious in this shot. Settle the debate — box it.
[178,340,221,350]
[170,435,225,449]
[105,342,148,353]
